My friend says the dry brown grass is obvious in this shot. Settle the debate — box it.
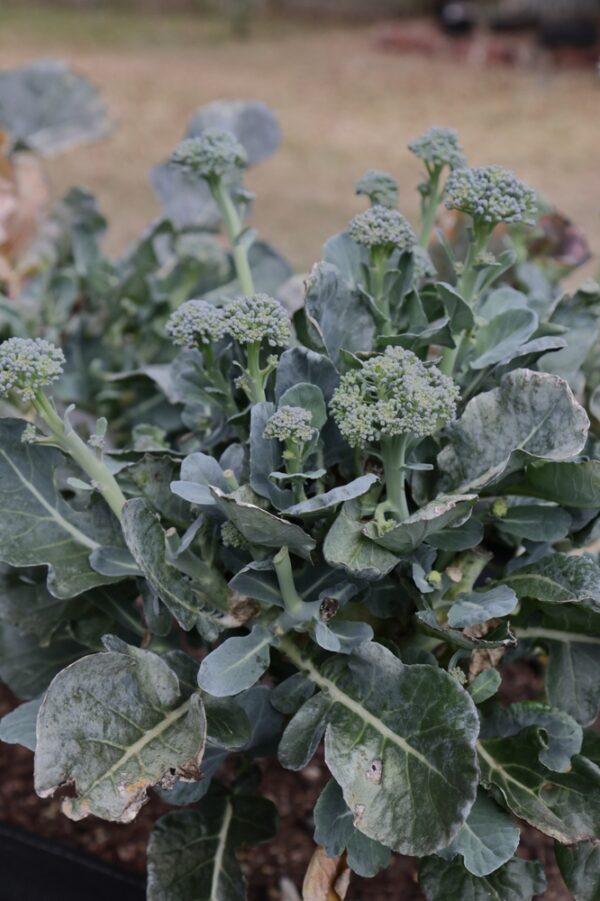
[2,8,599,273]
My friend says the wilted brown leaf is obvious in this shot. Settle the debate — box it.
[302,846,351,901]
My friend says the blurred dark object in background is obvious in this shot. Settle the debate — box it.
[434,2,478,36]
[539,18,598,50]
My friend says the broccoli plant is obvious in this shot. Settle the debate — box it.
[0,111,600,901]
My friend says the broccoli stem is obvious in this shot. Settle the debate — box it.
[33,391,126,519]
[273,546,305,616]
[419,165,442,248]
[371,247,392,333]
[439,225,491,376]
[246,341,267,403]
[380,433,409,521]
[211,178,255,296]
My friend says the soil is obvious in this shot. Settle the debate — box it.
[0,663,572,900]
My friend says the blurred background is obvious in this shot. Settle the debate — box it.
[2,0,599,272]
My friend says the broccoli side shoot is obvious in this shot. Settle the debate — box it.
[169,128,247,183]
[408,126,466,172]
[165,299,225,348]
[355,169,399,209]
[349,206,416,255]
[0,337,65,401]
[222,293,291,349]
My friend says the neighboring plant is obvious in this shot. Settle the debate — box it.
[1,106,600,901]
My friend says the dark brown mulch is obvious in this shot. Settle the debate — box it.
[0,665,572,899]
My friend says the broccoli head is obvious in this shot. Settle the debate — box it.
[331,346,459,448]
[349,206,416,254]
[408,126,466,171]
[445,165,537,226]
[0,337,65,401]
[263,406,314,445]
[355,169,399,209]
[166,299,225,348]
[222,293,291,348]
[169,128,247,182]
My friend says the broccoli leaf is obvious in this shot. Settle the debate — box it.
[0,419,125,598]
[281,641,479,856]
[147,790,278,901]
[34,639,206,822]
[419,855,546,901]
[438,370,589,492]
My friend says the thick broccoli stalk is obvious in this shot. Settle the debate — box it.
[264,405,315,503]
[170,128,255,295]
[409,125,466,248]
[355,169,399,209]
[331,346,459,522]
[0,338,125,518]
[222,293,291,404]
[348,206,416,334]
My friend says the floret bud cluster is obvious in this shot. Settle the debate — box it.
[445,165,537,226]
[169,128,247,181]
[263,406,313,445]
[0,338,65,401]
[331,346,459,448]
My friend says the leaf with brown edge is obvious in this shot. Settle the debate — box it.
[34,638,206,823]
[302,847,351,901]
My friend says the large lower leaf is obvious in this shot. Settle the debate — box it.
[0,419,124,598]
[477,729,600,843]
[438,370,589,492]
[34,639,206,823]
[0,697,42,751]
[501,553,600,608]
[555,840,600,901]
[313,779,390,878]
[516,605,600,726]
[419,855,546,901]
[363,494,476,554]
[0,60,111,155]
[521,460,600,508]
[0,620,85,699]
[121,497,227,637]
[282,640,479,856]
[147,790,278,901]
[480,701,582,772]
[438,790,520,878]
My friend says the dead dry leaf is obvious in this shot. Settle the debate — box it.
[302,847,351,901]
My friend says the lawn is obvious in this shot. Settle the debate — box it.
[1,4,599,275]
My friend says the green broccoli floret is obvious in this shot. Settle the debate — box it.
[331,346,459,449]
[220,520,249,550]
[222,293,291,348]
[0,338,65,401]
[348,206,416,254]
[263,406,314,444]
[355,169,399,209]
[408,126,466,171]
[445,165,537,226]
[169,128,247,182]
[166,299,225,348]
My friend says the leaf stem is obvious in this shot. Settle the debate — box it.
[33,392,126,520]
[273,546,305,616]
